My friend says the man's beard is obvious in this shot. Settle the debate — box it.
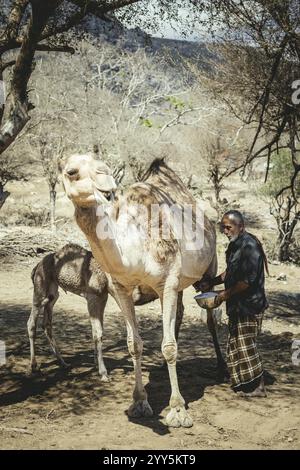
[228,233,239,242]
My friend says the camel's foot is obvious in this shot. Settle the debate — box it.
[128,400,153,418]
[166,407,193,428]
[100,373,110,383]
[59,360,71,369]
[27,364,43,377]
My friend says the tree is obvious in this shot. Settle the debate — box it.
[0,0,184,158]
[259,150,300,262]
[0,148,27,208]
[39,136,64,232]
[189,0,300,198]
[201,115,247,217]
[2,1,298,227]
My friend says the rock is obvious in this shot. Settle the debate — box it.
[276,273,287,281]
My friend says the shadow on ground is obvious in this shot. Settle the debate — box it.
[0,299,299,435]
[266,291,300,325]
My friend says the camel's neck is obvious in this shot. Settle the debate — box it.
[75,205,126,275]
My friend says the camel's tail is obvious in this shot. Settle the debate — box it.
[31,263,39,284]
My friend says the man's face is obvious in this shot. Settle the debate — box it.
[220,216,243,241]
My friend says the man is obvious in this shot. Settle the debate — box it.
[198,210,269,397]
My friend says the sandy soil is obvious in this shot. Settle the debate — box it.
[0,258,299,450]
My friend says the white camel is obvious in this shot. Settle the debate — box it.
[62,154,225,428]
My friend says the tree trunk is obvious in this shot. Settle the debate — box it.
[0,1,61,156]
[50,189,56,232]
[278,239,289,262]
[278,226,293,262]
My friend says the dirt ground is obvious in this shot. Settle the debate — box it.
[0,257,300,450]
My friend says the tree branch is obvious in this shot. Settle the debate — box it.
[35,43,75,53]
[68,0,141,16]
[1,60,16,72]
[0,0,29,51]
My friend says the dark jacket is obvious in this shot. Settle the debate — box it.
[224,231,268,317]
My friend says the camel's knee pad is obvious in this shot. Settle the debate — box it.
[162,341,177,364]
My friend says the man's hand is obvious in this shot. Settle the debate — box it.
[214,290,228,307]
[194,278,213,292]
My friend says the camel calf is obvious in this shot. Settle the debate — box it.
[28,244,159,381]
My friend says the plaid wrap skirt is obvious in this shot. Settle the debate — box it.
[227,312,264,389]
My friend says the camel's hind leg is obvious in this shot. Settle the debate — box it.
[206,309,229,380]
[114,282,153,418]
[42,286,70,369]
[175,291,184,342]
[203,254,228,379]
[160,281,193,428]
[86,293,109,382]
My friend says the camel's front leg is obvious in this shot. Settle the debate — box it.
[115,283,153,418]
[161,285,193,428]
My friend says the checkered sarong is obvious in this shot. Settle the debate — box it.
[227,312,264,389]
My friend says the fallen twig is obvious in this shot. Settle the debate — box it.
[0,426,33,435]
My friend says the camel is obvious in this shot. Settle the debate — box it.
[62,154,225,428]
[28,243,160,381]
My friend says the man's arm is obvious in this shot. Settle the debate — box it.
[211,271,227,286]
[215,280,249,306]
[194,270,226,292]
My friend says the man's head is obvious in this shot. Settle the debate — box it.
[220,210,245,242]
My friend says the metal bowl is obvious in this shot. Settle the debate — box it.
[194,292,217,310]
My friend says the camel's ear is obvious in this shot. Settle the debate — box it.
[94,173,117,192]
[94,161,117,191]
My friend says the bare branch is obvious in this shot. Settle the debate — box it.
[0,0,29,50]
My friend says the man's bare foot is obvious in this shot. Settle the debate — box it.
[238,390,267,398]
[238,388,267,398]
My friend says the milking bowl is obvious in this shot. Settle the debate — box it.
[194,291,218,309]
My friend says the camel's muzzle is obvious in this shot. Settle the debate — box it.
[94,188,115,204]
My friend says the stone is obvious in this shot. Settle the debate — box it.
[276,273,287,281]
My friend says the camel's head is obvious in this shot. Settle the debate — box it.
[62,153,117,207]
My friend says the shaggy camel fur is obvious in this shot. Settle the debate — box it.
[62,155,225,427]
